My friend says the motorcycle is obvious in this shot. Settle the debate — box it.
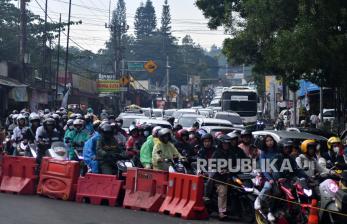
[12,140,36,157]
[207,172,258,223]
[255,177,314,224]
[318,168,347,223]
[165,158,188,173]
[47,141,68,160]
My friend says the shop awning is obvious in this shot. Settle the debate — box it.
[0,76,27,87]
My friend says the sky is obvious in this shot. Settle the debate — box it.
[24,0,229,53]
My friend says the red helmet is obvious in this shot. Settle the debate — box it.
[175,129,189,141]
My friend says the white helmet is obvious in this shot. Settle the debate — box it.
[73,119,84,126]
[17,114,26,121]
[29,113,40,122]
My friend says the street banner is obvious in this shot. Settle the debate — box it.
[96,80,121,93]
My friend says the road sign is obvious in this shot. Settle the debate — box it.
[119,75,130,86]
[127,61,146,72]
[144,60,158,73]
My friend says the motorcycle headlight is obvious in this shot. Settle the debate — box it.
[304,189,312,197]
[244,187,254,192]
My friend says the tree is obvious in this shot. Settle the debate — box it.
[196,0,347,89]
[134,0,157,39]
[110,0,128,75]
[160,0,171,37]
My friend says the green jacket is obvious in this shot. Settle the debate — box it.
[140,135,159,167]
[65,129,89,159]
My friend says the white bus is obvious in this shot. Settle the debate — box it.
[221,86,258,127]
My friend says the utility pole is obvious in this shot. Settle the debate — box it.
[55,14,62,108]
[19,0,27,83]
[42,0,48,88]
[64,0,72,88]
[166,55,170,96]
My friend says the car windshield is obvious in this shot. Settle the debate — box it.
[123,117,138,128]
[215,114,243,124]
[173,111,196,118]
[178,117,197,127]
[165,110,175,116]
[201,122,233,127]
[152,111,163,117]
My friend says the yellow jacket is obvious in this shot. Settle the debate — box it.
[152,141,182,171]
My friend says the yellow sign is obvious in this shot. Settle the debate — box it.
[144,60,158,73]
[120,75,130,86]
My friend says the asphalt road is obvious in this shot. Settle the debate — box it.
[0,193,244,224]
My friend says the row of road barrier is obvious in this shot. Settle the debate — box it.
[0,154,208,220]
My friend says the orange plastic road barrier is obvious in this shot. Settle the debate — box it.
[159,173,208,220]
[0,155,37,194]
[37,157,80,201]
[308,199,319,224]
[123,168,168,212]
[76,173,124,206]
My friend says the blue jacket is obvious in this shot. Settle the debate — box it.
[83,131,100,173]
[260,148,278,181]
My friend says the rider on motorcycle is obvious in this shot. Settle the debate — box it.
[35,118,62,167]
[174,129,195,158]
[64,119,89,160]
[24,113,41,143]
[11,114,27,143]
[238,130,260,159]
[96,123,126,175]
[296,139,329,177]
[125,124,142,157]
[255,135,279,222]
[84,114,94,135]
[152,128,183,171]
[83,120,102,173]
[140,126,161,169]
[323,137,344,168]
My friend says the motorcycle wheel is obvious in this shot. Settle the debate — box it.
[255,210,269,224]
[239,196,256,223]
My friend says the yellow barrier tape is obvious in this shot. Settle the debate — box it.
[200,175,347,218]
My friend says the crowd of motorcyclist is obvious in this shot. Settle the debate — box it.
[1,107,347,222]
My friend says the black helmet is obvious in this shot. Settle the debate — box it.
[44,109,50,114]
[173,124,183,132]
[52,113,60,120]
[227,132,239,140]
[201,133,213,141]
[278,139,294,152]
[100,123,113,133]
[241,130,252,137]
[43,118,55,126]
[108,114,116,120]
[220,135,232,143]
[158,128,171,138]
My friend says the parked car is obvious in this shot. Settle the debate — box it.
[118,115,146,132]
[164,109,177,118]
[286,127,337,139]
[195,118,233,129]
[135,118,172,129]
[200,126,243,137]
[177,114,204,129]
[252,130,328,152]
[214,111,244,129]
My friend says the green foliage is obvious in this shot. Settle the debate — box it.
[196,0,347,89]
[160,0,171,36]
[134,0,157,39]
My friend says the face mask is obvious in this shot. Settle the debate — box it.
[144,131,150,137]
[333,146,340,153]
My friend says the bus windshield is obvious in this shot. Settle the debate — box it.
[221,91,257,117]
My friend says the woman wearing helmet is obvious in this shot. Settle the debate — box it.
[152,128,183,171]
[140,126,161,169]
[125,124,141,157]
[322,137,343,168]
[174,129,194,157]
[197,133,215,161]
[239,130,260,159]
[296,139,329,177]
[64,119,89,160]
